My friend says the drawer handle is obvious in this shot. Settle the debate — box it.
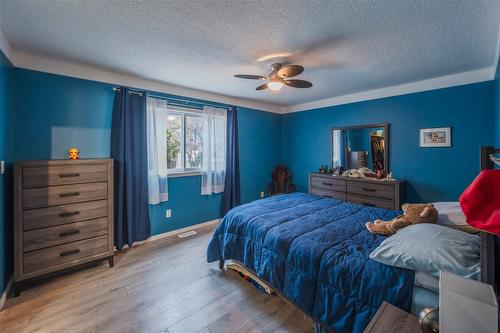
[362,188,376,192]
[59,173,80,178]
[362,202,376,207]
[59,211,80,218]
[59,192,80,198]
[59,249,80,257]
[323,195,333,198]
[59,229,80,237]
[322,182,333,186]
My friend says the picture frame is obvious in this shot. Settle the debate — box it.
[419,127,451,147]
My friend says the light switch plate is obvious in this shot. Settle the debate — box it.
[0,161,4,175]
[166,209,172,218]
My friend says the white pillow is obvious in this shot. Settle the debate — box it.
[369,224,480,280]
[431,202,478,234]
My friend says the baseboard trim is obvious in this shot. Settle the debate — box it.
[118,219,221,250]
[148,219,220,242]
[0,277,13,310]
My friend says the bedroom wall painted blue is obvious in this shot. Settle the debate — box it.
[12,69,281,235]
[281,81,495,203]
[13,69,115,160]
[0,50,14,295]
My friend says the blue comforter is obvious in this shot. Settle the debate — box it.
[207,193,414,333]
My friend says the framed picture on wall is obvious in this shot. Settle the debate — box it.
[419,127,451,147]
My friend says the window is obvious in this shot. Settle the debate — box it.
[146,99,226,177]
[165,107,207,174]
[147,97,227,197]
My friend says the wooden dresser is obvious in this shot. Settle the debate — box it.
[14,159,114,295]
[309,173,405,210]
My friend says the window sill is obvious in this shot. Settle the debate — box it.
[168,171,201,178]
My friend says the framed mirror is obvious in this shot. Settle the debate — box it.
[331,123,389,173]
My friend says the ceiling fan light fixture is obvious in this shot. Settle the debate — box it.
[234,63,312,91]
[268,79,284,91]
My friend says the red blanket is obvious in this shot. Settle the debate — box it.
[459,169,500,235]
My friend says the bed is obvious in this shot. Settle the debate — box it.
[207,193,414,332]
[207,147,497,333]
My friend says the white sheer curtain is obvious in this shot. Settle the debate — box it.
[201,106,227,195]
[332,129,342,167]
[147,97,169,204]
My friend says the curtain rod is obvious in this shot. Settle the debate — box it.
[113,87,227,110]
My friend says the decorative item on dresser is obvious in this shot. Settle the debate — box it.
[309,173,405,210]
[13,159,114,296]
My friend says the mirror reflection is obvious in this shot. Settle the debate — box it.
[332,125,388,172]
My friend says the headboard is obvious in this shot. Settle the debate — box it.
[479,146,500,298]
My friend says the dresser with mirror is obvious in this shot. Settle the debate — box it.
[309,123,405,210]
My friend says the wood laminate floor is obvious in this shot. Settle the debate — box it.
[0,225,314,333]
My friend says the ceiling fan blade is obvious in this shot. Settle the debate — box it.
[234,74,266,80]
[277,65,304,78]
[284,79,313,88]
[256,83,269,90]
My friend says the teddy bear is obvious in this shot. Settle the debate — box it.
[365,203,439,236]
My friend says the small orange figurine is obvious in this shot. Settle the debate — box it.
[68,148,79,160]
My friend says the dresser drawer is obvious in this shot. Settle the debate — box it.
[23,235,109,274]
[346,193,395,210]
[23,217,108,252]
[310,176,346,192]
[23,182,108,209]
[347,181,394,200]
[23,164,108,188]
[23,200,108,231]
[311,187,347,201]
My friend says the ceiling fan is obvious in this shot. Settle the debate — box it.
[234,63,313,91]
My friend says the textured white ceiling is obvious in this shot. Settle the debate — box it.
[0,0,499,107]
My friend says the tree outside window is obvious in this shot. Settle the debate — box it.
[166,115,181,169]
[166,112,205,172]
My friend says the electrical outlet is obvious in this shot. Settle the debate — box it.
[0,161,4,175]
[166,209,172,218]
[260,191,265,198]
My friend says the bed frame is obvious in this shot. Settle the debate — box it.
[480,146,500,298]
